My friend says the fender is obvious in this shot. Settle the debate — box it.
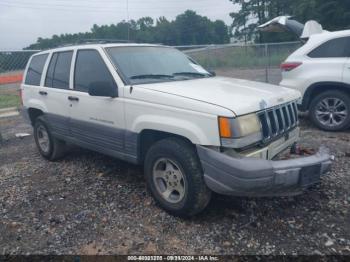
[131,114,220,146]
[26,98,48,113]
[301,81,350,111]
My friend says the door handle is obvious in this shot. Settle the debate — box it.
[39,91,47,96]
[68,96,79,102]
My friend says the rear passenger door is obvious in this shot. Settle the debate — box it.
[42,51,73,138]
[307,37,350,83]
[23,53,49,111]
[341,37,350,84]
[69,49,129,161]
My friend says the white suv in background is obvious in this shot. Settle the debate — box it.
[260,16,350,131]
[21,43,332,216]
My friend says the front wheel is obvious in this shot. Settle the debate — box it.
[144,137,211,217]
[309,90,350,131]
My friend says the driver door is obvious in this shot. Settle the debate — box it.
[68,48,129,161]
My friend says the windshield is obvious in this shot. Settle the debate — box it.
[105,46,211,85]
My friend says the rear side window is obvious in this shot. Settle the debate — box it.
[25,54,48,86]
[45,51,73,89]
[74,49,116,92]
[308,37,350,58]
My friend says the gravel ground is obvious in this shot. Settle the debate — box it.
[0,115,349,255]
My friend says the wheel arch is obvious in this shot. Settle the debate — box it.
[301,82,350,111]
[28,107,44,126]
[137,129,194,164]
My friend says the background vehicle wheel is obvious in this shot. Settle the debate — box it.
[34,116,66,161]
[144,137,211,217]
[309,90,350,131]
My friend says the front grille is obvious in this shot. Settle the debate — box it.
[257,101,298,143]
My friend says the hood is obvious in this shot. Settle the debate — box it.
[258,16,325,40]
[137,77,301,116]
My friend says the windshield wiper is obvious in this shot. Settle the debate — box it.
[173,72,209,78]
[130,74,174,80]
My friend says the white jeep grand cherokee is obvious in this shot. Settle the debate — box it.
[21,44,332,216]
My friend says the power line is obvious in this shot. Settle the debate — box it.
[126,0,130,41]
[0,2,125,12]
[4,0,225,4]
[0,0,231,10]
[0,3,232,15]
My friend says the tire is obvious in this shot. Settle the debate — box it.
[144,137,212,217]
[309,90,350,131]
[34,116,66,161]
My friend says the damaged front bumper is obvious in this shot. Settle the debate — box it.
[197,145,333,197]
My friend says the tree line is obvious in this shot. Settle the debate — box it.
[27,0,350,49]
[26,10,230,50]
[230,0,350,43]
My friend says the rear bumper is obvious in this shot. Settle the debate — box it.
[197,145,332,197]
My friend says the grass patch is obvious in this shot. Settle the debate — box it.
[0,94,20,109]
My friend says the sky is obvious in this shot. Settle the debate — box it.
[0,0,236,50]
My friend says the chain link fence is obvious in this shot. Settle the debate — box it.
[0,50,39,74]
[0,50,39,109]
[0,42,301,109]
[178,41,302,85]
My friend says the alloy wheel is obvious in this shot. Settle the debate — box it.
[315,97,348,127]
[152,158,186,204]
[36,125,50,153]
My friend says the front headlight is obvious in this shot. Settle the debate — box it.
[219,114,261,138]
[218,114,262,148]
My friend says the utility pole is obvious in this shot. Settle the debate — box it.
[126,0,130,42]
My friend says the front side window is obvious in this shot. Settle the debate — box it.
[105,46,211,85]
[25,54,48,86]
[45,51,73,89]
[74,49,116,92]
[308,37,350,58]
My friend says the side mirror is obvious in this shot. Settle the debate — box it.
[88,81,118,98]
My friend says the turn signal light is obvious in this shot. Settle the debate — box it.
[218,117,232,138]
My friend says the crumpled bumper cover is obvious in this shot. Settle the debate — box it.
[196,145,333,197]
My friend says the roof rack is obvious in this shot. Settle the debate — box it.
[57,39,133,48]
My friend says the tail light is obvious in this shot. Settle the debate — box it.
[280,62,302,72]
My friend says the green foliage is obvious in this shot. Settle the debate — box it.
[293,0,350,31]
[26,10,230,50]
[229,0,350,43]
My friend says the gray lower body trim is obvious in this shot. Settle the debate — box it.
[196,145,332,197]
[55,133,138,164]
[38,112,139,164]
[46,113,70,137]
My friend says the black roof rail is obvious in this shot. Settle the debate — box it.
[56,39,133,48]
[77,38,132,44]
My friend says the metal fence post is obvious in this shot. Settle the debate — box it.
[264,43,269,83]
